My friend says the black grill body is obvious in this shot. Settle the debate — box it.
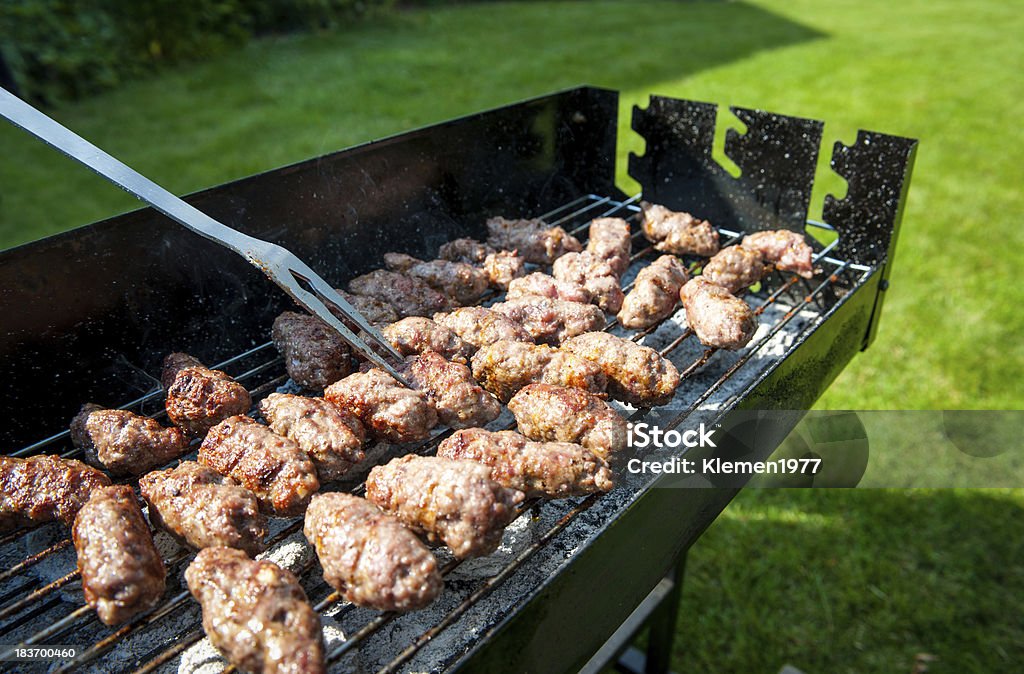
[0,86,916,673]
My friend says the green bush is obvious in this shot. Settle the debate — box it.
[0,0,392,105]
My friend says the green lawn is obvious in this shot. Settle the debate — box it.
[1,1,1021,672]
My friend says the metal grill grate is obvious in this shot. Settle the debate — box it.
[0,194,871,673]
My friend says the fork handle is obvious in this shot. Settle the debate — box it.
[0,87,264,256]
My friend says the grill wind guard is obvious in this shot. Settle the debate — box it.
[0,87,916,673]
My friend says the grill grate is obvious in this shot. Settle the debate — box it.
[0,194,870,673]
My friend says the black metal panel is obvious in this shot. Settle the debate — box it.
[822,131,917,347]
[628,95,823,232]
[0,86,621,449]
[824,131,918,267]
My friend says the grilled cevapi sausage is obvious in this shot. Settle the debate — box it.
[324,368,438,444]
[71,403,188,476]
[162,353,251,437]
[680,277,758,350]
[701,245,767,294]
[186,547,325,674]
[432,306,533,350]
[259,393,365,484]
[552,250,625,313]
[470,339,607,404]
[561,331,680,406]
[272,311,353,391]
[140,461,267,556]
[508,383,628,461]
[586,217,632,278]
[73,485,166,625]
[741,229,814,278]
[0,454,110,532]
[617,255,689,329]
[485,216,582,264]
[366,455,524,559]
[304,492,442,612]
[491,296,605,345]
[438,428,614,498]
[198,415,319,517]
[401,351,502,429]
[640,201,720,257]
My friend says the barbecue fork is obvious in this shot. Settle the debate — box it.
[0,86,411,385]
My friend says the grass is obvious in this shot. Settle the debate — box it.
[1,1,1021,672]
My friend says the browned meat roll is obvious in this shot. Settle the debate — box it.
[259,393,365,484]
[561,332,680,406]
[507,272,592,304]
[482,250,527,289]
[438,237,495,264]
[617,255,689,329]
[401,351,501,429]
[271,311,352,391]
[640,201,720,257]
[508,383,627,461]
[73,485,165,625]
[366,455,524,559]
[485,216,582,264]
[438,428,614,498]
[470,339,607,403]
[383,316,475,362]
[741,229,814,278]
[0,454,110,532]
[432,306,533,350]
[586,217,633,277]
[701,245,767,293]
[383,253,490,306]
[198,415,318,517]
[680,277,758,350]
[70,403,188,476]
[491,296,605,345]
[348,269,450,318]
[552,251,625,313]
[186,547,325,674]
[337,289,399,327]
[162,353,252,437]
[304,493,442,612]
[324,368,438,444]
[140,461,267,556]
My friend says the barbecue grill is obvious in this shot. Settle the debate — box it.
[0,86,916,673]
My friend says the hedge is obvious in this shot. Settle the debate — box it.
[0,0,393,104]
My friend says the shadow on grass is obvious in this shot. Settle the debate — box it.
[676,488,1024,673]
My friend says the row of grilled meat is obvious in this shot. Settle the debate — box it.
[0,201,816,674]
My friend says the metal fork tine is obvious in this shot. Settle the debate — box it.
[273,265,411,386]
[288,262,403,361]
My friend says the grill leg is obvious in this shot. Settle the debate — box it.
[642,554,686,674]
[580,552,687,674]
